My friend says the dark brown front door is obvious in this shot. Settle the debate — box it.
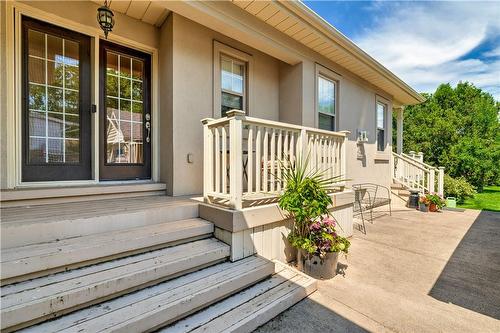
[99,41,151,180]
[22,17,92,181]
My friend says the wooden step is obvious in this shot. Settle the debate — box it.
[162,261,316,333]
[1,218,214,283]
[1,238,229,332]
[0,182,167,207]
[17,256,275,333]
[1,196,199,248]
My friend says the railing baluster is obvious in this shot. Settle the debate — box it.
[214,127,220,194]
[270,128,276,192]
[277,129,282,191]
[263,128,269,192]
[255,126,261,193]
[221,126,227,194]
[247,125,253,194]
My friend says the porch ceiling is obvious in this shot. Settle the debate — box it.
[90,0,170,27]
[232,0,425,106]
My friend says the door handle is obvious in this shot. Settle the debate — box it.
[145,113,151,143]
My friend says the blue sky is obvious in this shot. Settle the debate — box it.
[303,1,500,100]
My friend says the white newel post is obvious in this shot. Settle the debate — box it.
[438,167,445,197]
[227,110,245,210]
[339,131,350,183]
[429,168,436,193]
[202,118,214,202]
[396,107,404,154]
[417,151,424,163]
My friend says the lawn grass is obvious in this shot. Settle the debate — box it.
[457,186,500,212]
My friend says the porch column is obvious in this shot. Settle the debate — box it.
[396,107,404,154]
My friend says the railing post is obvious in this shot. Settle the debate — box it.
[438,167,445,197]
[409,150,416,160]
[201,118,214,202]
[339,131,350,183]
[429,168,436,193]
[299,128,308,169]
[417,151,424,163]
[227,110,245,210]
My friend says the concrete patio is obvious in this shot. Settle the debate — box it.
[255,206,500,332]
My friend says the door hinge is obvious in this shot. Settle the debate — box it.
[91,104,97,114]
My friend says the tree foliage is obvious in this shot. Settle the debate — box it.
[394,82,500,191]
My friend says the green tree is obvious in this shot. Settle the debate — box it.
[394,82,500,191]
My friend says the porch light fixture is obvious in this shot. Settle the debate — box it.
[97,0,114,39]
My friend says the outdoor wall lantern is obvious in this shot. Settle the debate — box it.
[97,0,114,39]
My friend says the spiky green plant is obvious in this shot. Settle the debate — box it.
[277,153,345,253]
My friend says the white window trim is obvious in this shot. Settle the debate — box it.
[375,95,391,155]
[315,64,341,131]
[213,40,253,118]
[6,2,159,188]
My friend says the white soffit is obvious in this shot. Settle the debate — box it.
[232,0,424,105]
[91,0,170,27]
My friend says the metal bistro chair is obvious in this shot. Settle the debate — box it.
[352,183,392,233]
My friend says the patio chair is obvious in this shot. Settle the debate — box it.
[352,183,392,233]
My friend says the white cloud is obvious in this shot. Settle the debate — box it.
[353,2,500,100]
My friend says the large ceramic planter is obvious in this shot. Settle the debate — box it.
[297,249,339,279]
[419,203,429,212]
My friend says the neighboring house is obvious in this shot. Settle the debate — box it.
[0,1,432,332]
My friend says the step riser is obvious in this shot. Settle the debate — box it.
[2,241,230,332]
[1,204,199,249]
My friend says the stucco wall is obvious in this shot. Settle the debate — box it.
[165,14,281,196]
[280,57,393,189]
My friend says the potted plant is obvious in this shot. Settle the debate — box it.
[278,157,350,279]
[419,195,429,212]
[426,193,445,212]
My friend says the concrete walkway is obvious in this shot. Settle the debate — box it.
[255,207,500,333]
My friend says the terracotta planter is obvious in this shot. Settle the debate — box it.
[297,249,339,279]
[429,203,438,212]
[419,203,429,212]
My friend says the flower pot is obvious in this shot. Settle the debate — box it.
[419,203,428,212]
[429,203,438,212]
[297,249,339,279]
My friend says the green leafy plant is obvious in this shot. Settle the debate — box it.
[425,193,446,209]
[443,174,476,203]
[278,155,350,258]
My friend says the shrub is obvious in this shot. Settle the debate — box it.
[443,174,476,203]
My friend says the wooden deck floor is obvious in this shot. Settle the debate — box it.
[0,195,202,225]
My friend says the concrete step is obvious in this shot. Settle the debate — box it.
[1,218,214,283]
[162,261,317,333]
[17,256,274,333]
[1,196,199,248]
[1,239,229,332]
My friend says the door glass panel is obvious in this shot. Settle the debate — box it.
[27,28,80,164]
[106,51,144,164]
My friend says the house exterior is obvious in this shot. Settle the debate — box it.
[0,1,428,332]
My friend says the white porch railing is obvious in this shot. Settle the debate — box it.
[392,151,444,196]
[202,110,348,209]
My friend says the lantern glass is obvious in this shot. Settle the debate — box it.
[97,3,114,38]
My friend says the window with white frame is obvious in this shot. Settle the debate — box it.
[220,55,246,117]
[376,100,387,151]
[317,75,336,131]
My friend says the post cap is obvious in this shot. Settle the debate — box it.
[201,118,214,125]
[339,130,351,135]
[226,109,246,118]
[438,166,445,170]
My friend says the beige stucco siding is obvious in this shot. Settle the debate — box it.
[164,14,281,195]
